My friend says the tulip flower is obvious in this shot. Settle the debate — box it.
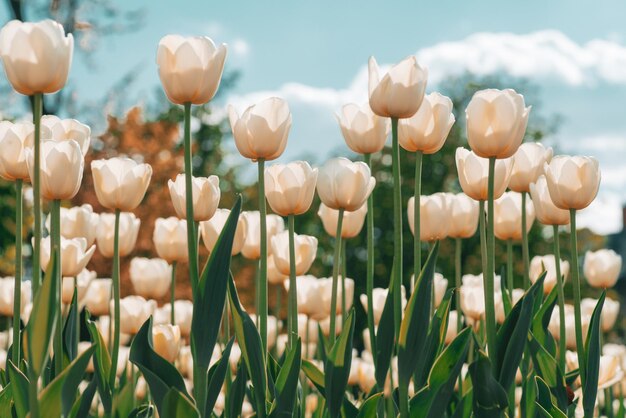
[52,204,100,247]
[267,254,288,285]
[157,35,227,105]
[0,121,39,182]
[317,276,355,319]
[129,257,172,300]
[582,297,620,333]
[83,278,112,316]
[0,20,73,96]
[398,92,455,154]
[157,300,193,337]
[337,102,390,154]
[584,249,622,289]
[466,89,530,159]
[96,212,140,258]
[283,275,320,317]
[200,209,247,255]
[495,288,524,323]
[445,311,460,344]
[61,268,95,305]
[407,192,450,242]
[40,236,95,277]
[0,277,31,316]
[433,273,449,308]
[271,231,318,276]
[530,255,570,294]
[91,157,152,212]
[368,56,428,119]
[447,193,479,239]
[318,202,367,239]
[317,158,376,213]
[492,192,535,241]
[240,212,285,260]
[265,161,318,217]
[508,142,553,193]
[360,287,407,326]
[529,175,570,226]
[40,115,91,156]
[153,217,189,263]
[455,148,513,202]
[25,139,83,201]
[113,296,157,335]
[152,324,181,363]
[168,174,220,222]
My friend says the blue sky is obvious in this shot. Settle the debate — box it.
[2,0,625,234]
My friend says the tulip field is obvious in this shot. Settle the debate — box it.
[0,17,623,418]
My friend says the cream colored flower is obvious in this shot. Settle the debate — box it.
[271,231,318,276]
[529,175,570,226]
[318,202,367,239]
[113,296,157,335]
[168,174,220,222]
[529,255,570,295]
[83,278,112,316]
[40,115,90,156]
[0,121,38,181]
[240,212,284,260]
[130,257,172,299]
[57,204,99,247]
[265,161,317,216]
[407,192,450,241]
[200,209,248,255]
[317,157,375,212]
[493,191,535,241]
[398,92,455,154]
[61,268,96,305]
[91,157,152,211]
[26,139,83,200]
[155,300,193,337]
[317,276,355,319]
[360,286,406,326]
[153,217,189,263]
[96,212,140,258]
[40,236,95,277]
[455,148,513,201]
[337,102,389,154]
[152,324,181,363]
[508,142,553,193]
[544,155,601,210]
[0,277,31,316]
[447,193,479,239]
[584,249,622,289]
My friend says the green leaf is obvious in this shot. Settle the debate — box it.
[129,317,191,416]
[192,196,242,371]
[86,315,112,413]
[7,361,28,418]
[374,266,396,388]
[583,291,606,417]
[269,338,302,418]
[25,251,60,377]
[228,275,267,418]
[302,359,325,394]
[356,393,383,418]
[128,404,155,418]
[531,285,558,356]
[160,388,200,418]
[468,351,508,416]
[68,378,98,418]
[398,242,439,391]
[527,332,569,411]
[205,337,235,417]
[499,265,512,316]
[535,376,567,418]
[451,389,473,418]
[0,383,13,418]
[226,361,247,418]
[325,309,356,418]
[409,327,471,418]
[113,377,137,418]
[63,287,79,362]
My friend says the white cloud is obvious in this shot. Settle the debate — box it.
[232,39,250,57]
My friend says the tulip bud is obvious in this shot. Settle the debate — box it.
[398,92,455,154]
[267,254,288,285]
[584,249,622,288]
[318,202,367,239]
[368,56,428,118]
[582,297,620,333]
[91,157,152,211]
[62,268,96,305]
[271,231,318,276]
[284,275,319,316]
[157,35,227,105]
[496,288,524,324]
[97,212,140,258]
[317,276,355,319]
[240,212,284,260]
[168,174,220,222]
[543,155,601,210]
[529,175,570,226]
[40,115,91,156]
[152,324,181,363]
[265,161,318,216]
[229,97,291,161]
[155,300,193,337]
[84,278,112,316]
[40,236,95,277]
[407,193,450,241]
[200,209,247,255]
[130,257,172,299]
[0,121,38,181]
[337,103,390,154]
[26,139,84,200]
[445,311,460,344]
[297,314,319,344]
[492,191,535,241]
[153,217,189,263]
[433,273,448,307]
[54,204,99,247]
[0,19,73,95]
[456,148,513,201]
[317,157,375,212]
[529,255,570,295]
[113,296,156,335]
[508,143,553,192]
[447,193,479,239]
[360,287,406,326]
[466,89,530,159]
[0,277,31,316]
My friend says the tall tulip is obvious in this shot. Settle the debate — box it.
[40,115,91,156]
[40,236,95,277]
[271,231,318,277]
[493,192,535,241]
[153,217,189,263]
[407,193,450,242]
[55,204,100,247]
[530,255,570,295]
[96,212,140,258]
[129,257,172,300]
[168,174,220,222]
[152,324,182,363]
[84,278,112,316]
[337,103,389,154]
[318,203,367,239]
[200,209,247,255]
[584,249,622,289]
[544,155,601,387]
[240,212,284,260]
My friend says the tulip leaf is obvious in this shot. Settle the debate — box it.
[269,337,301,417]
[226,361,247,418]
[191,195,242,372]
[25,251,60,378]
[128,404,155,418]
[85,314,112,413]
[534,376,567,418]
[7,360,29,418]
[583,291,606,417]
[63,288,79,364]
[499,265,512,316]
[409,327,471,418]
[374,265,396,388]
[0,383,13,418]
[160,387,200,418]
[302,359,325,394]
[68,378,98,418]
[205,337,235,417]
[113,377,137,418]
[494,272,544,392]
[531,285,558,356]
[468,351,508,416]
[228,275,268,418]
[129,317,191,416]
[325,309,356,418]
[38,345,96,417]
[527,332,569,411]
[398,242,439,391]
[356,393,383,418]
[451,389,473,418]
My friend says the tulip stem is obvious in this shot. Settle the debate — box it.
[455,237,463,393]
[287,214,297,348]
[32,93,43,295]
[12,179,22,365]
[29,370,39,418]
[109,209,121,390]
[364,153,376,367]
[170,261,177,325]
[258,158,268,354]
[484,158,498,367]
[521,192,530,288]
[391,117,403,340]
[479,201,487,281]
[51,199,63,375]
[413,151,423,291]
[182,102,199,299]
[329,209,344,345]
[341,239,347,325]
[569,209,586,386]
[506,240,513,297]
[552,225,566,372]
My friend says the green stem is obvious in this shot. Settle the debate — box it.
[51,199,62,375]
[341,239,347,325]
[484,157,498,366]
[364,153,376,367]
[194,368,208,417]
[413,151,423,290]
[109,209,121,390]
[329,209,344,344]
[12,179,22,365]
[521,191,530,288]
[479,201,487,278]
[569,209,586,386]
[552,225,566,371]
[29,371,39,418]
[32,93,43,295]
[258,158,268,354]
[183,103,199,299]
[391,117,403,340]
[74,275,79,351]
[287,214,297,348]
[455,237,463,393]
[170,261,177,325]
[506,240,513,296]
